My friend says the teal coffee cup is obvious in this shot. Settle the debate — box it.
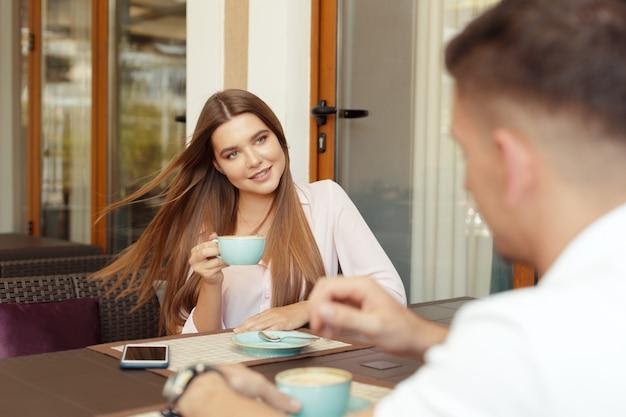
[276,367,352,417]
[215,235,265,265]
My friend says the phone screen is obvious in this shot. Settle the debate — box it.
[123,346,167,361]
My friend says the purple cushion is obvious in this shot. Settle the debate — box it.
[0,298,100,358]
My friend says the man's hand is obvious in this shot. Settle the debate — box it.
[309,277,448,359]
[234,301,309,332]
[177,364,300,417]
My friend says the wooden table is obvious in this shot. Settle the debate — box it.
[0,233,102,261]
[0,297,473,417]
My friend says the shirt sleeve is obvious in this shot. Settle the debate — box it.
[374,301,542,417]
[329,181,407,305]
[181,307,198,333]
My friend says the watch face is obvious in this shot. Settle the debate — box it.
[162,363,218,406]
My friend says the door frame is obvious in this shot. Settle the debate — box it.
[309,0,337,182]
[309,0,535,289]
[26,0,41,237]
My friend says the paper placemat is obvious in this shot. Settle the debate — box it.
[97,380,392,417]
[89,330,371,374]
[351,381,392,403]
[112,332,350,372]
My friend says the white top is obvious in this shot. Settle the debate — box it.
[376,203,626,417]
[183,180,406,331]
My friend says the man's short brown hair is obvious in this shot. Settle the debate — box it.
[445,0,626,138]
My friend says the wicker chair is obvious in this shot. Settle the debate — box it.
[0,273,160,343]
[73,275,160,342]
[0,255,116,278]
[0,274,76,303]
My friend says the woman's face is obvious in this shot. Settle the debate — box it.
[211,113,286,198]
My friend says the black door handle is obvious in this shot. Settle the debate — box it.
[339,109,368,118]
[311,100,369,126]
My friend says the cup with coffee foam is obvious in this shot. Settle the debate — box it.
[275,367,352,417]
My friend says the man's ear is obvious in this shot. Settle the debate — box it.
[213,160,224,174]
[493,128,534,206]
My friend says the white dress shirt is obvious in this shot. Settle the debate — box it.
[182,180,406,331]
[376,203,626,417]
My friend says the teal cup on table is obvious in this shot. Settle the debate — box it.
[276,367,352,417]
[214,235,265,265]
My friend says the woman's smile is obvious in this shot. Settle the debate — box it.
[249,166,272,182]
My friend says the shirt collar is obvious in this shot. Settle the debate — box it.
[540,202,626,288]
[295,183,311,206]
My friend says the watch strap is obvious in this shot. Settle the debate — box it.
[162,362,222,415]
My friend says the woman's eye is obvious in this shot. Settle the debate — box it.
[227,151,238,160]
[256,135,267,144]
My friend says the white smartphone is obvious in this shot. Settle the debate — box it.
[120,344,169,369]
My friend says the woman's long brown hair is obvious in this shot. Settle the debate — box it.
[92,89,326,334]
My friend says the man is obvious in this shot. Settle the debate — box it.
[174,0,626,415]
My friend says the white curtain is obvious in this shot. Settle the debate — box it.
[410,0,498,302]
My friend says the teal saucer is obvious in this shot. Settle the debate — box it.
[231,331,314,357]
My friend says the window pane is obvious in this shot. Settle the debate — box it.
[40,0,92,242]
[108,0,186,252]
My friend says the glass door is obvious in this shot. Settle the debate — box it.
[335,0,416,296]
[108,0,186,252]
[40,0,92,242]
[335,0,499,302]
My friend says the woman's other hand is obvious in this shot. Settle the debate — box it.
[234,301,309,332]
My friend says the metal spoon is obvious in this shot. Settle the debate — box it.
[258,331,319,343]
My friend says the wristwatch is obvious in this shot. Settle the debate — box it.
[161,362,222,417]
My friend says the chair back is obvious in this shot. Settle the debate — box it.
[0,274,76,303]
[0,255,116,278]
[0,273,160,344]
[73,275,160,342]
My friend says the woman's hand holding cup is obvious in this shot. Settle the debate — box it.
[189,232,227,285]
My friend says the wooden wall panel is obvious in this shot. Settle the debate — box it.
[224,0,249,90]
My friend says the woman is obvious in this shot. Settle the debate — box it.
[94,89,405,335]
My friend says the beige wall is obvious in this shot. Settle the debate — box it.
[186,0,224,139]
